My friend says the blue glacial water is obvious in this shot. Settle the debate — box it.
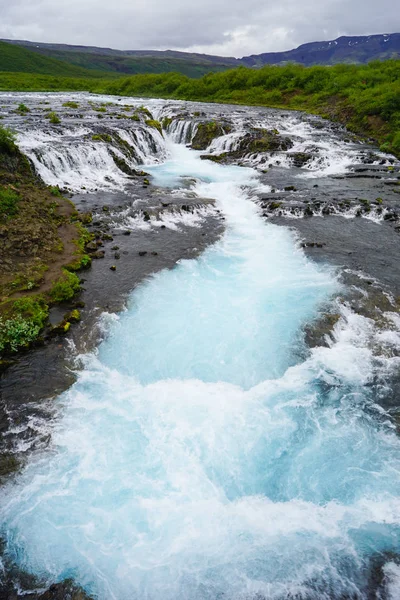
[1,142,400,600]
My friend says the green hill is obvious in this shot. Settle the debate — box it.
[0,41,107,77]
[2,44,233,78]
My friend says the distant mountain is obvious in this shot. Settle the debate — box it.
[1,33,399,79]
[241,33,400,66]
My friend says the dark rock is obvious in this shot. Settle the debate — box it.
[138,251,147,256]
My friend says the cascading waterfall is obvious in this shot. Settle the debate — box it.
[1,115,400,600]
[17,124,168,192]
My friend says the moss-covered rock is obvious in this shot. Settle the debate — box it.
[235,128,293,155]
[191,121,230,150]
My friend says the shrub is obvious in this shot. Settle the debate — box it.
[0,187,20,218]
[0,297,49,353]
[49,270,80,303]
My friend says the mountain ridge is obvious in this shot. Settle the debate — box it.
[0,33,399,78]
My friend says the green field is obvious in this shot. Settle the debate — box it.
[0,57,399,157]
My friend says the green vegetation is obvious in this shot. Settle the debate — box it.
[0,125,17,154]
[102,61,400,156]
[0,41,107,78]
[0,297,48,352]
[10,44,233,78]
[49,270,81,303]
[46,111,61,124]
[92,133,112,142]
[0,125,90,357]
[0,187,20,218]
[62,100,79,108]
[191,121,229,150]
[145,119,162,134]
[16,103,30,114]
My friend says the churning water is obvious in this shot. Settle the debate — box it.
[1,132,400,600]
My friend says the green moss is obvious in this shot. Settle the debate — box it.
[49,270,80,303]
[137,105,152,118]
[145,119,162,134]
[91,133,112,142]
[68,309,81,322]
[62,101,79,108]
[162,117,173,129]
[191,121,226,150]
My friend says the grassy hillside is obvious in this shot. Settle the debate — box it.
[0,61,398,157]
[10,46,231,78]
[0,41,110,77]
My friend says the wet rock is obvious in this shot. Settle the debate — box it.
[138,251,147,256]
[37,580,92,600]
[85,241,98,252]
[304,313,341,347]
[0,452,20,479]
[114,252,120,259]
[64,309,81,323]
[287,152,313,167]
[91,250,105,259]
[110,265,116,271]
[191,121,230,150]
[50,320,71,336]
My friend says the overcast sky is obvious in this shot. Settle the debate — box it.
[0,0,399,57]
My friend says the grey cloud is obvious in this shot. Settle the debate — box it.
[0,0,398,57]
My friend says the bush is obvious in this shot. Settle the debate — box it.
[49,270,80,302]
[0,297,49,353]
[0,187,20,218]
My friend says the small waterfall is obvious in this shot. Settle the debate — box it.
[208,131,244,154]
[17,124,169,192]
[168,119,197,144]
